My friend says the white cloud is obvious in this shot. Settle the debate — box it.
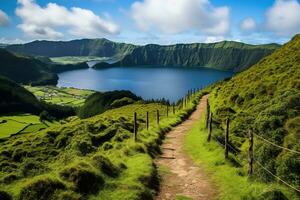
[15,0,120,39]
[265,0,300,36]
[0,10,9,26]
[205,36,225,43]
[130,0,230,36]
[240,18,256,32]
[0,37,26,44]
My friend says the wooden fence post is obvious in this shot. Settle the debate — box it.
[134,112,137,141]
[167,105,169,117]
[225,118,230,159]
[205,98,210,129]
[173,103,175,114]
[207,112,213,142]
[146,111,149,130]
[156,110,160,125]
[248,130,254,176]
[180,98,183,110]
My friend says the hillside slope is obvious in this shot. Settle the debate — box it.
[6,39,136,59]
[210,34,300,187]
[0,49,58,85]
[78,91,141,119]
[7,39,279,72]
[0,91,200,200]
[0,76,75,118]
[100,41,279,72]
[0,76,41,114]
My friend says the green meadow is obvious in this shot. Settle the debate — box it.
[50,56,109,65]
[0,114,59,139]
[25,86,94,107]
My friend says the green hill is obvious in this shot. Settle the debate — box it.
[78,90,141,119]
[0,49,90,84]
[0,86,200,200]
[209,34,300,187]
[0,76,41,114]
[0,49,58,85]
[94,41,280,72]
[6,39,279,72]
[6,39,136,59]
[0,76,75,118]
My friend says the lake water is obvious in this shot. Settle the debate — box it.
[58,66,234,102]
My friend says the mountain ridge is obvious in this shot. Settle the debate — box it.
[6,39,280,72]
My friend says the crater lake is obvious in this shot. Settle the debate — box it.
[58,66,234,102]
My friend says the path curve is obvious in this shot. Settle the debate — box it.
[155,95,217,200]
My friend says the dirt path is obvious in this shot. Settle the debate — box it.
[155,95,217,200]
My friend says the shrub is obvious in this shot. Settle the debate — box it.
[110,97,135,108]
[92,154,120,177]
[60,163,104,194]
[0,191,12,200]
[258,189,288,200]
[39,110,54,122]
[18,177,65,200]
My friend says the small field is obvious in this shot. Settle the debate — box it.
[0,114,59,138]
[50,56,109,64]
[25,86,94,107]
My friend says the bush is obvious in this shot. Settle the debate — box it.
[78,90,141,119]
[39,110,54,122]
[60,163,104,194]
[92,154,120,177]
[110,97,135,108]
[258,189,288,200]
[0,190,12,200]
[19,177,65,200]
[276,153,300,187]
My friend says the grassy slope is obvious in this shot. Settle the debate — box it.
[183,117,299,200]
[203,34,300,195]
[94,41,279,72]
[0,92,201,200]
[0,114,59,139]
[78,91,141,119]
[0,49,58,85]
[6,39,136,58]
[0,76,42,115]
[6,38,279,72]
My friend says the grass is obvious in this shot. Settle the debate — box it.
[25,85,94,107]
[176,195,193,200]
[50,56,109,64]
[0,92,202,200]
[0,119,26,138]
[0,114,58,138]
[183,115,300,200]
[207,34,300,191]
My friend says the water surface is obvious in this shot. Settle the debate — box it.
[58,66,233,102]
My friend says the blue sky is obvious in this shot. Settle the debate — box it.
[0,0,300,44]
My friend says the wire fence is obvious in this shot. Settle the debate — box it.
[205,100,300,193]
[254,157,300,193]
[253,133,300,155]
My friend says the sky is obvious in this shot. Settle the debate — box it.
[0,0,300,45]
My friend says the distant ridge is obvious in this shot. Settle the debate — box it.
[0,48,58,85]
[6,38,280,72]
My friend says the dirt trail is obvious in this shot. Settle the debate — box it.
[155,95,217,200]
